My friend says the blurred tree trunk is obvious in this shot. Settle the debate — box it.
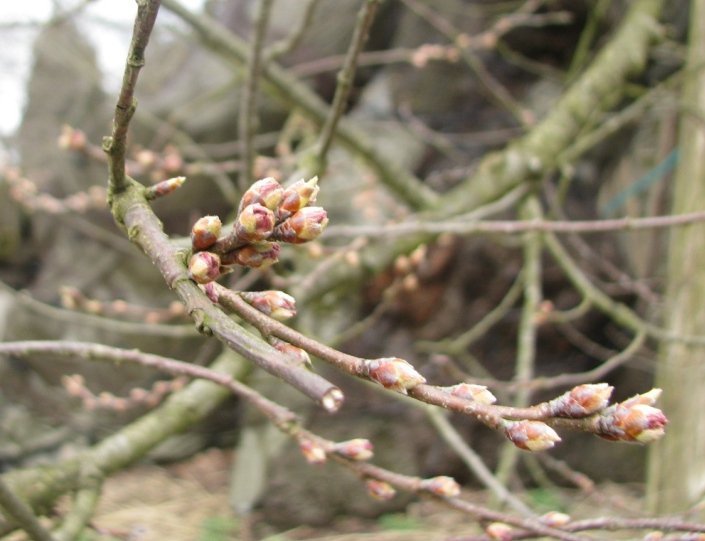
[647,0,705,516]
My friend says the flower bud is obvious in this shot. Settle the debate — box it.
[188,251,221,284]
[299,438,327,465]
[333,438,374,461]
[273,207,328,244]
[364,357,426,394]
[443,383,496,405]
[365,479,396,501]
[279,176,319,215]
[548,383,613,418]
[235,204,275,243]
[596,402,667,443]
[191,215,222,251]
[540,511,571,527]
[238,177,284,213]
[419,476,460,498]
[241,290,296,320]
[622,388,662,408]
[57,125,86,151]
[220,242,281,269]
[503,420,561,451]
[270,337,311,367]
[145,176,186,200]
[486,522,513,541]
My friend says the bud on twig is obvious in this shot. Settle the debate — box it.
[365,479,396,501]
[238,177,284,213]
[220,242,281,269]
[503,420,561,451]
[235,204,276,243]
[273,207,328,244]
[332,438,374,461]
[363,357,426,394]
[419,476,461,498]
[241,290,297,320]
[299,438,327,465]
[279,176,319,215]
[191,215,222,250]
[443,383,497,405]
[188,251,221,284]
[547,383,613,417]
[540,511,571,527]
[596,395,667,444]
[269,337,311,367]
[486,522,514,541]
[145,176,186,200]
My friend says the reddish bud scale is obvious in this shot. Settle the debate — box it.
[596,403,667,443]
[299,438,327,465]
[220,242,281,269]
[235,204,275,243]
[270,337,311,367]
[365,479,396,501]
[241,290,297,320]
[191,215,223,250]
[279,177,320,215]
[419,476,461,498]
[503,420,561,451]
[238,177,284,213]
[146,176,186,200]
[364,357,426,394]
[444,383,497,405]
[333,438,374,461]
[188,251,221,284]
[273,207,329,244]
[548,383,613,418]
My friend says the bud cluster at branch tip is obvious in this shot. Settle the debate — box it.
[363,357,426,394]
[419,475,461,498]
[596,389,667,443]
[365,479,396,501]
[238,176,284,213]
[332,438,374,461]
[547,383,613,417]
[503,419,561,451]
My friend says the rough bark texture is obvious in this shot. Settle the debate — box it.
[647,0,705,516]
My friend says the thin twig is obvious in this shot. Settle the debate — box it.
[265,0,322,61]
[0,476,57,541]
[103,0,161,193]
[239,0,274,190]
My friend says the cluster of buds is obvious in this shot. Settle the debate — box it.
[546,383,614,418]
[503,419,561,452]
[188,177,328,284]
[63,374,186,411]
[363,357,426,394]
[595,389,667,443]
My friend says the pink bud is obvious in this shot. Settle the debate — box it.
[540,511,571,527]
[220,242,281,269]
[279,176,320,215]
[364,357,426,394]
[274,207,329,244]
[238,177,284,213]
[188,251,221,284]
[241,290,297,320]
[419,476,460,498]
[444,383,497,405]
[235,204,275,242]
[191,215,222,250]
[503,420,561,451]
[486,522,513,541]
[549,383,613,417]
[365,479,396,501]
[146,176,186,200]
[299,438,327,465]
[333,438,374,461]
[597,402,667,443]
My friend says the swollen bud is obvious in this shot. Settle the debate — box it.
[419,476,460,498]
[238,177,284,213]
[235,204,276,242]
[443,383,497,405]
[540,511,571,527]
[191,215,222,250]
[279,176,319,215]
[220,242,281,269]
[273,207,328,244]
[503,420,561,451]
[298,438,327,465]
[188,251,221,284]
[596,402,667,443]
[332,439,374,461]
[241,290,296,320]
[365,479,396,501]
[548,383,613,417]
[270,337,311,367]
[145,176,186,200]
[486,522,514,541]
[363,357,426,394]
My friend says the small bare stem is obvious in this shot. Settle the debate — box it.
[0,476,57,541]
